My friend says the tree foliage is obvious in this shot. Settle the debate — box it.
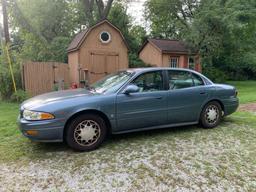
[146,0,256,80]
[9,0,80,62]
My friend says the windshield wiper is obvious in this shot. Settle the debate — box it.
[86,86,98,93]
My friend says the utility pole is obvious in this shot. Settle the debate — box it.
[1,0,10,44]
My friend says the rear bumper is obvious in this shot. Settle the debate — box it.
[223,98,239,116]
[18,116,64,142]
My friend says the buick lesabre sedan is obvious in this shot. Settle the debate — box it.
[18,68,239,151]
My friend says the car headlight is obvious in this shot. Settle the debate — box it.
[23,110,55,121]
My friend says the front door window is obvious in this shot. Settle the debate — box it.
[132,71,164,92]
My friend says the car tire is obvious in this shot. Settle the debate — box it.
[200,101,222,129]
[66,114,107,151]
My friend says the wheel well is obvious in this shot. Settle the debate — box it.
[63,110,112,141]
[199,99,225,123]
[205,99,225,112]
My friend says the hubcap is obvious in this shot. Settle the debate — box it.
[74,120,101,146]
[205,105,219,124]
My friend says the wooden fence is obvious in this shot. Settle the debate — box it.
[22,62,70,96]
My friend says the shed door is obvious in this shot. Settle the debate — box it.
[106,55,118,74]
[90,52,119,83]
[91,53,106,83]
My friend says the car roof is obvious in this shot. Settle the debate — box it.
[127,67,198,74]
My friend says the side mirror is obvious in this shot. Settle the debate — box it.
[124,84,139,94]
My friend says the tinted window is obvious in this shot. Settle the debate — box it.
[192,73,204,86]
[132,71,164,92]
[168,71,193,90]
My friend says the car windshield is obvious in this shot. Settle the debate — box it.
[90,71,134,94]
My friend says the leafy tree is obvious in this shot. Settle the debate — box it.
[108,1,148,66]
[9,0,79,62]
[145,0,256,80]
[145,0,199,39]
[80,0,114,26]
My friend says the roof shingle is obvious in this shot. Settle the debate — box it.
[139,38,197,54]
[67,30,88,52]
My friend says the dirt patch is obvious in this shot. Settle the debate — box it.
[239,103,256,112]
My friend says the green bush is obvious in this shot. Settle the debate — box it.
[128,53,151,68]
[10,89,29,103]
[202,67,227,83]
[0,65,13,100]
[0,48,23,101]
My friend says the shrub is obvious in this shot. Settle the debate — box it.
[10,89,29,103]
[0,65,13,100]
[202,67,227,83]
[0,47,23,101]
[128,53,151,68]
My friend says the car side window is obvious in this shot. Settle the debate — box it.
[131,71,164,92]
[168,71,193,90]
[192,73,204,86]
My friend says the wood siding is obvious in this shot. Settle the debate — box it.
[139,42,162,67]
[68,51,79,83]
[139,42,201,72]
[23,62,69,96]
[68,22,128,84]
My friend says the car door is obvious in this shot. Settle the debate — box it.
[167,70,209,123]
[116,70,168,132]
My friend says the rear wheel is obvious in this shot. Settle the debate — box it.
[200,101,222,128]
[66,114,107,151]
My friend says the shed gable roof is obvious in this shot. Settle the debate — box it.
[67,19,129,53]
[139,39,197,54]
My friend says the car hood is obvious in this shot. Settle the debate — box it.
[22,89,98,109]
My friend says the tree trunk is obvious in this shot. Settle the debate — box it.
[95,0,113,20]
[1,0,10,44]
[82,0,94,26]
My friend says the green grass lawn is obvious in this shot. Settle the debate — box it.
[0,81,256,190]
[228,81,256,104]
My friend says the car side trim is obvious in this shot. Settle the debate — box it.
[112,121,198,134]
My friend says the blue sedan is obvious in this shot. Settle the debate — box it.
[18,68,239,151]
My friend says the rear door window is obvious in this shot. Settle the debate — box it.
[192,73,205,86]
[132,71,164,92]
[168,71,193,90]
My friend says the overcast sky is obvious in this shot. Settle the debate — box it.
[127,0,147,25]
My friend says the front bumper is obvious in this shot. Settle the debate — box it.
[18,116,65,142]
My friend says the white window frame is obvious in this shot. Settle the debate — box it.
[170,57,179,68]
[99,31,111,44]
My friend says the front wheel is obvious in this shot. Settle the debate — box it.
[200,101,222,128]
[66,114,107,151]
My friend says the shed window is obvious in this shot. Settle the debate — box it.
[100,31,111,43]
[170,57,179,68]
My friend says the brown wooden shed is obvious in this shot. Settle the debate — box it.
[67,20,129,85]
[139,39,201,72]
